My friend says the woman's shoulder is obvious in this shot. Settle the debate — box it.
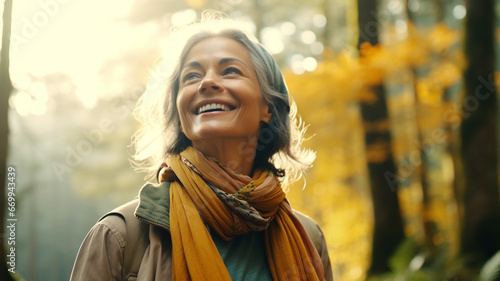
[89,205,130,248]
[86,198,144,249]
[70,208,129,281]
[292,209,322,231]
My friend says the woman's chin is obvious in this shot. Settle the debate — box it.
[187,124,260,141]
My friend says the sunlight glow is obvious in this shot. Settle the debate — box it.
[265,41,285,54]
[10,72,31,91]
[261,27,284,54]
[291,54,305,75]
[9,91,47,116]
[310,41,324,55]
[75,83,98,109]
[171,9,197,26]
[239,18,257,37]
[388,0,404,14]
[303,57,318,72]
[395,19,408,34]
[9,92,31,117]
[31,81,49,104]
[408,0,420,12]
[97,0,134,18]
[280,22,296,36]
[10,0,137,114]
[312,14,327,28]
[453,4,466,20]
[9,75,49,116]
[30,100,48,115]
[300,30,316,44]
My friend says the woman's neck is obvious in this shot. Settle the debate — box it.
[192,136,258,176]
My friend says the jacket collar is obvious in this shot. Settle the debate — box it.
[135,181,171,231]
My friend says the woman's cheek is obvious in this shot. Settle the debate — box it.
[178,110,192,135]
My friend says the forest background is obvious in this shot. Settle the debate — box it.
[1,0,500,280]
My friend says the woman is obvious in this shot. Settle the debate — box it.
[71,11,333,281]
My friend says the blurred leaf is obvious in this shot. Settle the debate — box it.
[480,251,500,281]
[389,238,419,272]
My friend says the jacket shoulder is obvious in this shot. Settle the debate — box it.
[101,198,150,280]
[70,211,128,280]
[293,210,324,252]
[292,210,334,281]
[99,198,139,222]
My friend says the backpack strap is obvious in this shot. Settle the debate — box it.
[99,199,149,281]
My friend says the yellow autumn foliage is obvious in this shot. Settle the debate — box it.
[284,22,463,280]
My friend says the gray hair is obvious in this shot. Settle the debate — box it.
[132,11,315,187]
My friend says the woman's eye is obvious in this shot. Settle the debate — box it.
[182,72,201,82]
[223,67,242,75]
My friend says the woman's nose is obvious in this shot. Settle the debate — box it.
[198,72,222,93]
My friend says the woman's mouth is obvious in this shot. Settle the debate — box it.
[197,103,233,115]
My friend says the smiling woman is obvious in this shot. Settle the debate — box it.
[177,36,272,175]
[70,10,333,281]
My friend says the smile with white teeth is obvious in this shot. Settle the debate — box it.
[197,103,231,114]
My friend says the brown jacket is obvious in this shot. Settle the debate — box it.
[70,182,334,281]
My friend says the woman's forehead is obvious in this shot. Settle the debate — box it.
[183,36,253,66]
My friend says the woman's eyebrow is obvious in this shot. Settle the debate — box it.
[182,58,249,70]
[219,57,248,68]
[182,61,202,70]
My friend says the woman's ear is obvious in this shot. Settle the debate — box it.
[261,105,272,124]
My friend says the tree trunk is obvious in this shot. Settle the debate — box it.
[357,0,406,274]
[1,0,15,280]
[460,0,500,269]
[405,0,462,264]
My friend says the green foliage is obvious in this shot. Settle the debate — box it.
[8,272,23,281]
[389,238,420,272]
[367,238,464,281]
[480,251,500,281]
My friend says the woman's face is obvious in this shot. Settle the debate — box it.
[177,36,272,145]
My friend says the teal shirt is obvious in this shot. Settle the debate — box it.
[211,230,273,281]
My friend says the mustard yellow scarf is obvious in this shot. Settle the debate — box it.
[161,147,324,280]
